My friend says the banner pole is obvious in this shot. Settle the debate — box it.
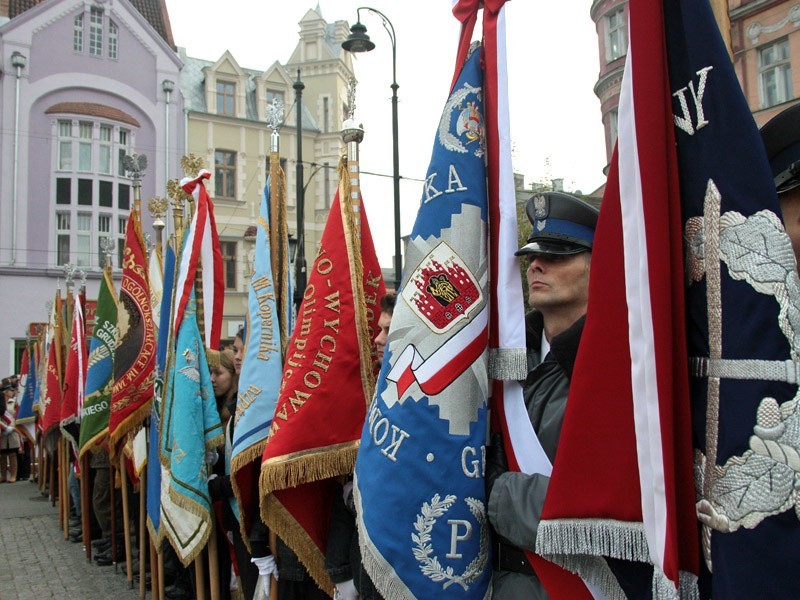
[207,519,220,600]
[139,468,147,598]
[119,453,134,586]
[81,453,91,561]
[110,459,118,564]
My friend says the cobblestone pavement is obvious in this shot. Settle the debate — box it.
[0,480,144,600]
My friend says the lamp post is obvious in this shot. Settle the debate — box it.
[293,70,306,309]
[10,51,27,266]
[342,7,402,291]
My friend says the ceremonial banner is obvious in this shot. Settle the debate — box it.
[259,162,385,591]
[160,290,224,565]
[149,243,164,334]
[40,292,65,438]
[15,347,36,445]
[173,171,224,357]
[667,0,799,595]
[147,241,175,541]
[534,0,797,596]
[110,211,155,451]
[128,246,165,476]
[231,177,288,539]
[60,292,87,446]
[354,45,491,600]
[78,269,117,457]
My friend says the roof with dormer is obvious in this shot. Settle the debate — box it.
[7,0,175,48]
[179,48,320,132]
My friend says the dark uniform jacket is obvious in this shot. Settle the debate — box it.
[487,311,584,599]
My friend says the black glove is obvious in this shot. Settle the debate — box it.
[485,432,508,501]
[208,474,233,500]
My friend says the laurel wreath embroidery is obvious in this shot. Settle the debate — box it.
[412,493,489,591]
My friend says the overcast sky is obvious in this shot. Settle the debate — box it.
[164,1,608,267]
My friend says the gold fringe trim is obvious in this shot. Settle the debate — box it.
[206,431,225,453]
[338,156,379,408]
[108,399,152,459]
[261,493,335,597]
[146,515,165,551]
[166,484,213,567]
[269,156,291,357]
[77,429,108,460]
[259,444,358,495]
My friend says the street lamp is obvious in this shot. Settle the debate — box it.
[342,7,402,291]
[293,70,306,309]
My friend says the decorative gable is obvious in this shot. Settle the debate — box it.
[204,50,249,118]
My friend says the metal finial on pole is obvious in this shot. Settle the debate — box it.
[123,153,148,221]
[101,237,116,270]
[63,263,76,292]
[267,97,285,154]
[148,196,168,258]
[144,233,155,259]
[342,79,365,238]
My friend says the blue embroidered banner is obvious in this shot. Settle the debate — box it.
[354,46,491,599]
[147,241,175,541]
[230,180,286,536]
[665,0,800,595]
[161,290,223,565]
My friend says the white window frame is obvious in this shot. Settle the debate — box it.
[89,7,103,56]
[108,19,118,60]
[605,7,627,63]
[56,212,71,266]
[73,13,84,53]
[217,81,236,116]
[759,38,792,109]
[52,117,136,269]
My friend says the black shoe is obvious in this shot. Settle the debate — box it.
[69,532,82,543]
[164,584,193,600]
[95,553,114,566]
[69,517,81,527]
[92,538,111,551]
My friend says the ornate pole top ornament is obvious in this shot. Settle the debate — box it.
[148,196,168,223]
[100,236,116,269]
[144,233,155,257]
[123,152,148,189]
[78,269,87,290]
[342,78,364,145]
[167,178,191,207]
[180,153,204,179]
[347,77,357,121]
[266,96,285,132]
[63,263,76,290]
[267,97,285,154]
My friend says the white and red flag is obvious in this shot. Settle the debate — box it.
[60,291,87,446]
[535,1,702,597]
[173,170,224,353]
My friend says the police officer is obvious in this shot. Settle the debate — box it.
[486,191,598,599]
[761,102,800,267]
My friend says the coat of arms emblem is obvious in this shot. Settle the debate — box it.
[403,243,482,333]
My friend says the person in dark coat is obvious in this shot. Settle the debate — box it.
[486,192,597,599]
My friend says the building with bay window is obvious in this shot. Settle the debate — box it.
[0,0,183,371]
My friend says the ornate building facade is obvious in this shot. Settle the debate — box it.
[0,0,182,371]
[180,7,356,342]
[590,0,800,168]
